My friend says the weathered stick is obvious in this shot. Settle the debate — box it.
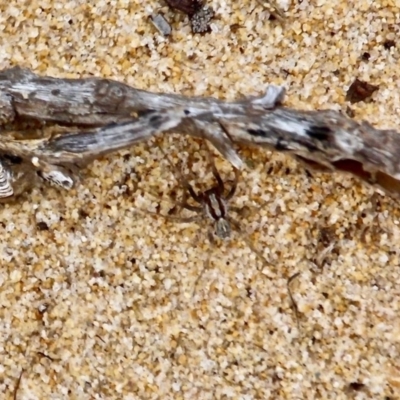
[0,67,283,128]
[0,66,399,201]
[215,108,400,199]
[0,107,205,197]
[43,102,400,200]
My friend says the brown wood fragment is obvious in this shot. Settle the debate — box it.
[348,382,366,391]
[164,0,202,16]
[345,106,355,118]
[345,78,379,104]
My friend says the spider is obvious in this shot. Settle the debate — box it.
[139,142,268,298]
[168,150,240,240]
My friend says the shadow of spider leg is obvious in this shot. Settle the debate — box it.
[134,142,204,225]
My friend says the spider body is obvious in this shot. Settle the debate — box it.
[180,167,237,239]
[203,191,231,239]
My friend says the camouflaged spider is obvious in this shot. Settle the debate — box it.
[169,152,240,240]
[142,142,267,279]
[148,143,262,246]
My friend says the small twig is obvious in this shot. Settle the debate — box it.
[13,370,24,400]
[36,352,54,362]
[95,335,106,344]
[287,272,301,331]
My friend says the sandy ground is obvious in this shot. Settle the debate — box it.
[1,0,400,399]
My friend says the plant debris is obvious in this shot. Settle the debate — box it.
[345,78,379,104]
[164,0,214,34]
[164,0,202,16]
[190,6,214,33]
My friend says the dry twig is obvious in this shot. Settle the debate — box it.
[0,67,399,201]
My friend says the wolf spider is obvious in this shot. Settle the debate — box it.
[165,151,242,240]
[141,143,268,297]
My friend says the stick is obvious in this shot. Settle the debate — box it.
[0,67,399,200]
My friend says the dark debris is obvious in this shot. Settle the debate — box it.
[345,78,379,104]
[190,6,214,34]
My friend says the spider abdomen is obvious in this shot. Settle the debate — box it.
[204,192,231,238]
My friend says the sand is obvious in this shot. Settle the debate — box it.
[1,0,400,398]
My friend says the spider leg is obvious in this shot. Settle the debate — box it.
[145,177,202,217]
[229,205,244,214]
[184,181,203,204]
[169,185,189,216]
[154,140,203,205]
[229,201,260,221]
[135,203,202,224]
[228,217,267,264]
[192,229,215,299]
[287,272,301,332]
[137,186,182,216]
[145,209,202,224]
[230,216,301,331]
[226,167,239,201]
[167,184,201,215]
[192,255,209,300]
[203,139,239,200]
[183,203,203,213]
[207,150,225,194]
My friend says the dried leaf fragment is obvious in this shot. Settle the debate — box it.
[383,39,396,50]
[345,78,379,104]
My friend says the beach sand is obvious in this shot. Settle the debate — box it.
[1,1,400,398]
